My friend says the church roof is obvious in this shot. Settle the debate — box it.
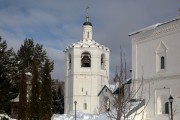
[64,40,110,52]
[97,85,113,96]
[83,21,92,26]
[128,17,180,36]
[83,15,92,26]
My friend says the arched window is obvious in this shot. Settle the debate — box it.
[68,54,71,69]
[81,52,91,67]
[101,54,105,69]
[156,41,167,72]
[161,56,165,69]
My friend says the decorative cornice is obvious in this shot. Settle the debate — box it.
[131,17,180,44]
[134,74,180,83]
[64,40,110,52]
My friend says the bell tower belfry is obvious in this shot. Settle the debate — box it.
[64,13,110,114]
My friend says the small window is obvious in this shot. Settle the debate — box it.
[101,54,105,69]
[84,103,87,110]
[161,56,165,69]
[81,52,91,67]
[87,32,89,38]
[165,102,169,114]
[68,54,71,69]
[82,88,83,92]
[156,41,167,73]
[86,91,88,95]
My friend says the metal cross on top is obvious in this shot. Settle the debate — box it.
[86,6,90,16]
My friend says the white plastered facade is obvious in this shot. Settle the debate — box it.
[129,17,180,120]
[64,16,110,114]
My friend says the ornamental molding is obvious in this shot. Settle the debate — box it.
[133,18,180,44]
[134,74,180,83]
[64,40,109,52]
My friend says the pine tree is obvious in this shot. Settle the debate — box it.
[40,59,52,120]
[0,37,19,113]
[30,61,40,120]
[52,82,64,114]
[18,68,27,120]
[17,39,54,119]
[17,39,49,73]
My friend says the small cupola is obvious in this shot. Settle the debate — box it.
[83,16,92,26]
[82,15,93,41]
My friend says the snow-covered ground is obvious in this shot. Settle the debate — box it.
[51,111,113,120]
[1,111,113,120]
[0,114,16,120]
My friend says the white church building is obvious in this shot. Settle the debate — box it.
[129,16,180,120]
[64,15,110,114]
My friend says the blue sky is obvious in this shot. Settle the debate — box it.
[0,0,180,81]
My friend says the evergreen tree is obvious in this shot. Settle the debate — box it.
[17,39,54,119]
[57,86,64,114]
[18,68,27,120]
[0,37,19,113]
[30,61,40,120]
[52,83,64,114]
[17,39,49,73]
[40,59,52,120]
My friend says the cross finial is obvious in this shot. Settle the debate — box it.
[85,6,90,22]
[86,6,90,16]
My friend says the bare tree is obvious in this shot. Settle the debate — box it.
[100,50,150,120]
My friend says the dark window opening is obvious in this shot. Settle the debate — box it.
[84,103,87,110]
[81,52,91,67]
[165,102,169,114]
[87,32,89,38]
[161,56,165,69]
[68,54,71,69]
[101,54,105,69]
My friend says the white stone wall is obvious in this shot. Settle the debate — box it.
[130,17,180,120]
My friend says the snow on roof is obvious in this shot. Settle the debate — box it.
[25,72,32,76]
[0,114,16,120]
[64,40,110,52]
[123,77,132,84]
[107,84,116,92]
[11,94,19,102]
[129,17,180,36]
[128,23,161,36]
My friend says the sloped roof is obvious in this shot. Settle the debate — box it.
[11,94,19,102]
[64,40,110,52]
[129,17,180,36]
[97,85,113,96]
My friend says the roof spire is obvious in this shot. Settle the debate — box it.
[113,65,120,83]
[83,6,92,26]
[86,6,90,22]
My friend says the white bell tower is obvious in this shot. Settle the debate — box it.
[64,13,110,114]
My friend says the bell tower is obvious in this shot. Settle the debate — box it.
[64,13,110,114]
